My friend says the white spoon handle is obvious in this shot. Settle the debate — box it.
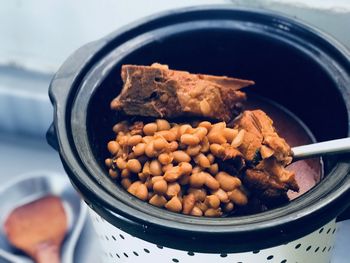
[292,138,350,160]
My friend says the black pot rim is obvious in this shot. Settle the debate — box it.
[49,5,350,253]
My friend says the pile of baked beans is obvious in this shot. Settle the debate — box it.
[105,119,248,217]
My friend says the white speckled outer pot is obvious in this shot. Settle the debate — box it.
[88,207,337,263]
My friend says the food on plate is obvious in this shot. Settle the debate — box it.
[105,64,298,217]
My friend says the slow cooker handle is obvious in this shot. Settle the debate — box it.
[46,123,59,151]
[47,39,107,152]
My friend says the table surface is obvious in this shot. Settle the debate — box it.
[0,132,348,263]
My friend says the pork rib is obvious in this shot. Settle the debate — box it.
[111,64,254,122]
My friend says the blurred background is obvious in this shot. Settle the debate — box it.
[0,1,349,262]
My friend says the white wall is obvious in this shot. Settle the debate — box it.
[1,0,349,74]
[0,0,228,73]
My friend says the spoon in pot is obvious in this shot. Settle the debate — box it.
[292,137,350,160]
[3,195,67,263]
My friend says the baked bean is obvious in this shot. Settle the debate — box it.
[210,144,225,157]
[192,166,202,174]
[205,173,220,190]
[190,206,203,216]
[223,128,238,142]
[180,134,200,146]
[206,195,220,209]
[133,143,146,156]
[179,162,192,175]
[186,145,201,156]
[151,176,163,183]
[193,127,208,140]
[223,202,234,212]
[207,154,215,164]
[166,182,181,197]
[170,126,180,138]
[195,153,211,168]
[107,141,120,155]
[156,119,171,131]
[209,163,219,175]
[118,135,129,146]
[188,188,207,202]
[109,168,118,179]
[158,153,173,165]
[121,169,130,178]
[189,172,207,188]
[142,136,153,144]
[156,130,177,141]
[167,141,178,152]
[211,188,230,203]
[150,160,163,176]
[121,178,132,189]
[211,122,226,131]
[127,181,141,193]
[204,208,222,217]
[207,131,227,144]
[200,136,210,153]
[165,196,182,212]
[145,141,156,158]
[128,182,148,201]
[182,194,196,214]
[215,172,241,191]
[173,150,191,163]
[126,159,142,173]
[163,166,182,182]
[128,135,143,146]
[196,201,208,212]
[153,179,168,195]
[116,132,125,142]
[228,189,248,206]
[113,121,129,133]
[143,123,158,136]
[179,124,192,136]
[231,129,245,148]
[142,161,151,176]
[153,137,168,151]
[105,158,112,167]
[198,121,212,130]
[149,194,167,207]
[162,163,173,173]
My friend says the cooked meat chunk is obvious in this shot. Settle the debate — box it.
[212,110,298,205]
[235,110,293,164]
[111,63,254,122]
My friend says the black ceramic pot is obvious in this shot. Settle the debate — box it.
[47,5,350,261]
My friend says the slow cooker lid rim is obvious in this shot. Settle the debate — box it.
[50,4,350,251]
[68,15,350,230]
[65,8,350,228]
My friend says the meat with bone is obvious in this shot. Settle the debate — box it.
[111,63,254,122]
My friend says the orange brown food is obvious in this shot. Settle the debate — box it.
[111,63,254,122]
